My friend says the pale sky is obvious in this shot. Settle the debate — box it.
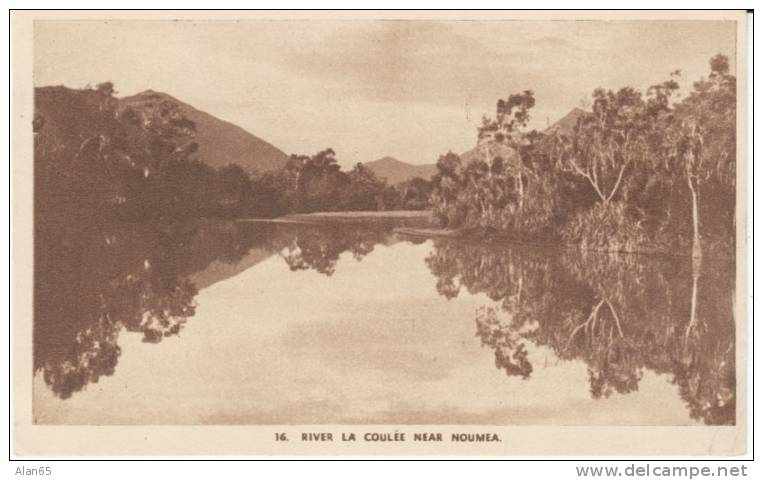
[34,20,736,167]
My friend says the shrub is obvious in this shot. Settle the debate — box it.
[561,202,648,253]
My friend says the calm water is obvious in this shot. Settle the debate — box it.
[33,220,736,425]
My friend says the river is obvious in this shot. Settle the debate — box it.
[32,219,736,425]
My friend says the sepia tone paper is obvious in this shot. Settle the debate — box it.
[12,10,748,457]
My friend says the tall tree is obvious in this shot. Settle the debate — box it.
[477,90,535,210]
[664,55,736,259]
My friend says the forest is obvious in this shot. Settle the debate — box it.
[430,54,736,258]
[34,53,735,259]
[33,82,432,234]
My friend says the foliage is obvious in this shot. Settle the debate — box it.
[659,55,736,258]
[428,55,735,258]
[34,84,432,230]
[561,202,648,253]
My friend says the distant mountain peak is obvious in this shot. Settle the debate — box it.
[365,156,437,185]
[373,156,407,165]
[544,107,588,135]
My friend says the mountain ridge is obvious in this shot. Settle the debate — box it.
[119,90,289,173]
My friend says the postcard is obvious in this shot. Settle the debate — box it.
[11,9,749,456]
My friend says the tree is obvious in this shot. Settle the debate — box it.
[430,151,465,226]
[477,90,535,210]
[343,163,385,211]
[281,149,348,213]
[396,176,433,210]
[664,55,736,259]
[216,163,252,217]
[552,87,653,205]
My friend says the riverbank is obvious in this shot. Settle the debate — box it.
[238,210,436,226]
[236,212,732,261]
[393,226,733,261]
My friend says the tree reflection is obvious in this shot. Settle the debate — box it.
[425,240,736,425]
[35,220,400,399]
[40,316,122,400]
[264,224,395,276]
[671,260,736,425]
[476,306,532,379]
[34,220,268,399]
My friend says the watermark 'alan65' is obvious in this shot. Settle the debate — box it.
[14,466,53,476]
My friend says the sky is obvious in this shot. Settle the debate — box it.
[34,19,736,168]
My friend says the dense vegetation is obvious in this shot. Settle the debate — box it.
[34,83,433,231]
[430,55,736,258]
[35,54,735,258]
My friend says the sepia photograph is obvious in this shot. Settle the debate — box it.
[10,9,749,457]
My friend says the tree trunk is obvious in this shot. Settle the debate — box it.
[684,259,701,343]
[517,276,523,303]
[605,162,628,203]
[687,175,702,259]
[516,171,524,210]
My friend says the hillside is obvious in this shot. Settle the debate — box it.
[119,90,288,173]
[365,156,438,185]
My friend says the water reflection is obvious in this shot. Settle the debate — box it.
[425,240,735,425]
[34,220,395,399]
[34,221,735,425]
[275,223,398,276]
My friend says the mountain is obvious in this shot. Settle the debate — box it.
[544,107,587,135]
[365,156,438,185]
[119,90,288,173]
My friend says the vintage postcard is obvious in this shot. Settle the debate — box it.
[11,10,749,456]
